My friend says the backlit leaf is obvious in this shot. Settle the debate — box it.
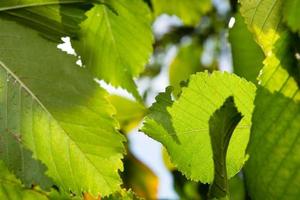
[0,16,125,197]
[142,71,256,183]
[73,0,153,100]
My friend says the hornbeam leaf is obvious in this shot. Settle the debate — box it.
[229,13,265,83]
[0,16,125,196]
[245,87,300,199]
[239,0,284,53]
[283,0,300,33]
[240,0,300,98]
[259,32,300,100]
[151,0,212,26]
[244,25,300,200]
[0,161,48,200]
[142,72,256,183]
[208,96,243,199]
[73,0,153,100]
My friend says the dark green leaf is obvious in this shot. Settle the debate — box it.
[208,96,243,199]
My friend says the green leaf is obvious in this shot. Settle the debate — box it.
[0,16,125,196]
[142,71,256,183]
[229,13,265,83]
[73,0,154,100]
[0,0,88,10]
[239,0,284,53]
[151,0,212,26]
[283,0,300,33]
[243,25,300,200]
[228,175,245,200]
[208,96,243,199]
[107,95,146,133]
[169,42,204,97]
[0,161,48,200]
[245,87,300,199]
[240,0,300,97]
[0,1,90,41]
[258,32,300,99]
[0,129,53,189]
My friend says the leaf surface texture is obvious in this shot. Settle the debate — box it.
[0,16,125,196]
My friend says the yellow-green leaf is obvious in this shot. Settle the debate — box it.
[74,0,153,100]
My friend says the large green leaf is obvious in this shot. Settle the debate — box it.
[243,29,300,200]
[229,13,264,83]
[245,87,300,200]
[73,0,153,100]
[0,16,125,196]
[208,96,243,199]
[0,161,48,200]
[240,0,300,98]
[151,0,212,26]
[142,71,256,183]
[169,42,204,97]
[283,0,300,33]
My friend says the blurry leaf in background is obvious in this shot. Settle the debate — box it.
[283,0,300,33]
[208,96,243,199]
[108,95,147,133]
[229,13,264,83]
[0,0,90,41]
[0,161,48,200]
[151,0,212,26]
[169,42,204,97]
[142,72,256,184]
[103,189,141,200]
[122,153,158,199]
[172,171,205,200]
[228,175,245,200]
[73,0,153,101]
[162,147,176,171]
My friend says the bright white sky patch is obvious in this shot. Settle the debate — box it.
[228,17,236,29]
